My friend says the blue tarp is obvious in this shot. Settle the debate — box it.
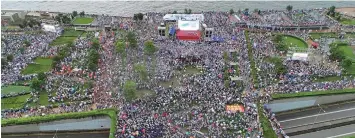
[169,27,175,35]
[212,36,224,42]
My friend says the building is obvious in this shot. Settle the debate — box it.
[1,10,27,22]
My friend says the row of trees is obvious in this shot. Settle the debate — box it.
[87,39,100,72]
[19,19,41,28]
[229,5,292,16]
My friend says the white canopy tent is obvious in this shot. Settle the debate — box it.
[291,53,308,61]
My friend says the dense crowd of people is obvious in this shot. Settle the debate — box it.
[1,8,355,138]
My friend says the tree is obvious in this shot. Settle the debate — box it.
[144,40,157,55]
[184,9,188,14]
[31,78,42,91]
[1,58,7,69]
[134,64,148,81]
[286,5,293,12]
[137,13,144,20]
[91,40,100,50]
[329,6,336,14]
[229,9,234,15]
[276,42,288,52]
[72,11,78,17]
[254,9,259,13]
[127,32,137,48]
[115,41,125,54]
[223,51,228,62]
[258,10,261,15]
[133,14,138,21]
[6,54,13,62]
[272,34,283,43]
[188,9,192,14]
[172,11,178,14]
[79,11,85,17]
[336,16,341,21]
[23,40,31,47]
[37,72,47,81]
[342,58,353,69]
[123,80,137,102]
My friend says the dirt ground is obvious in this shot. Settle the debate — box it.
[336,7,355,18]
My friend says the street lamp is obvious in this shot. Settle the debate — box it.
[310,104,326,129]
[53,129,58,138]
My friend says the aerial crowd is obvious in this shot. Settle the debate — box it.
[1,8,355,138]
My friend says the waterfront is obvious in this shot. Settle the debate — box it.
[2,1,354,16]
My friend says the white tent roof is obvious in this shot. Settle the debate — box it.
[291,53,308,61]
[42,24,56,33]
[163,14,204,21]
[178,20,200,31]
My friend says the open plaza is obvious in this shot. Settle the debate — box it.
[1,6,355,138]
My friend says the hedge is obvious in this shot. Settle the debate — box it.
[257,103,277,138]
[1,108,118,138]
[245,31,259,88]
[272,88,355,99]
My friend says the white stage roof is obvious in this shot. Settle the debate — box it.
[178,20,200,31]
[163,14,204,21]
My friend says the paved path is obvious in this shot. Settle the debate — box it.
[291,123,355,138]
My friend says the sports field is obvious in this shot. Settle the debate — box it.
[72,17,94,24]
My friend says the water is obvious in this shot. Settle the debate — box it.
[2,1,353,16]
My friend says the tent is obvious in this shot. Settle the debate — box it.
[291,53,308,61]
[176,30,201,41]
[311,42,319,49]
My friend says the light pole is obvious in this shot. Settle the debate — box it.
[310,104,326,129]
[53,129,58,138]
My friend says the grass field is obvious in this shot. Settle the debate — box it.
[283,35,308,48]
[61,29,84,37]
[1,86,31,95]
[72,17,94,24]
[21,57,53,75]
[1,94,31,109]
[338,45,355,59]
[39,92,49,106]
[49,36,77,46]
[340,18,355,25]
[309,32,338,39]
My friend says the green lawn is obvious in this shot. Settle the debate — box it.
[345,33,355,38]
[49,36,77,46]
[72,17,94,24]
[39,92,49,106]
[21,57,53,75]
[340,18,355,25]
[309,32,337,39]
[338,45,355,59]
[1,94,31,109]
[62,29,84,37]
[312,76,342,82]
[283,35,308,48]
[1,86,31,95]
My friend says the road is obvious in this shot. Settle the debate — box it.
[291,123,355,138]
[276,102,355,130]
[2,131,109,138]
